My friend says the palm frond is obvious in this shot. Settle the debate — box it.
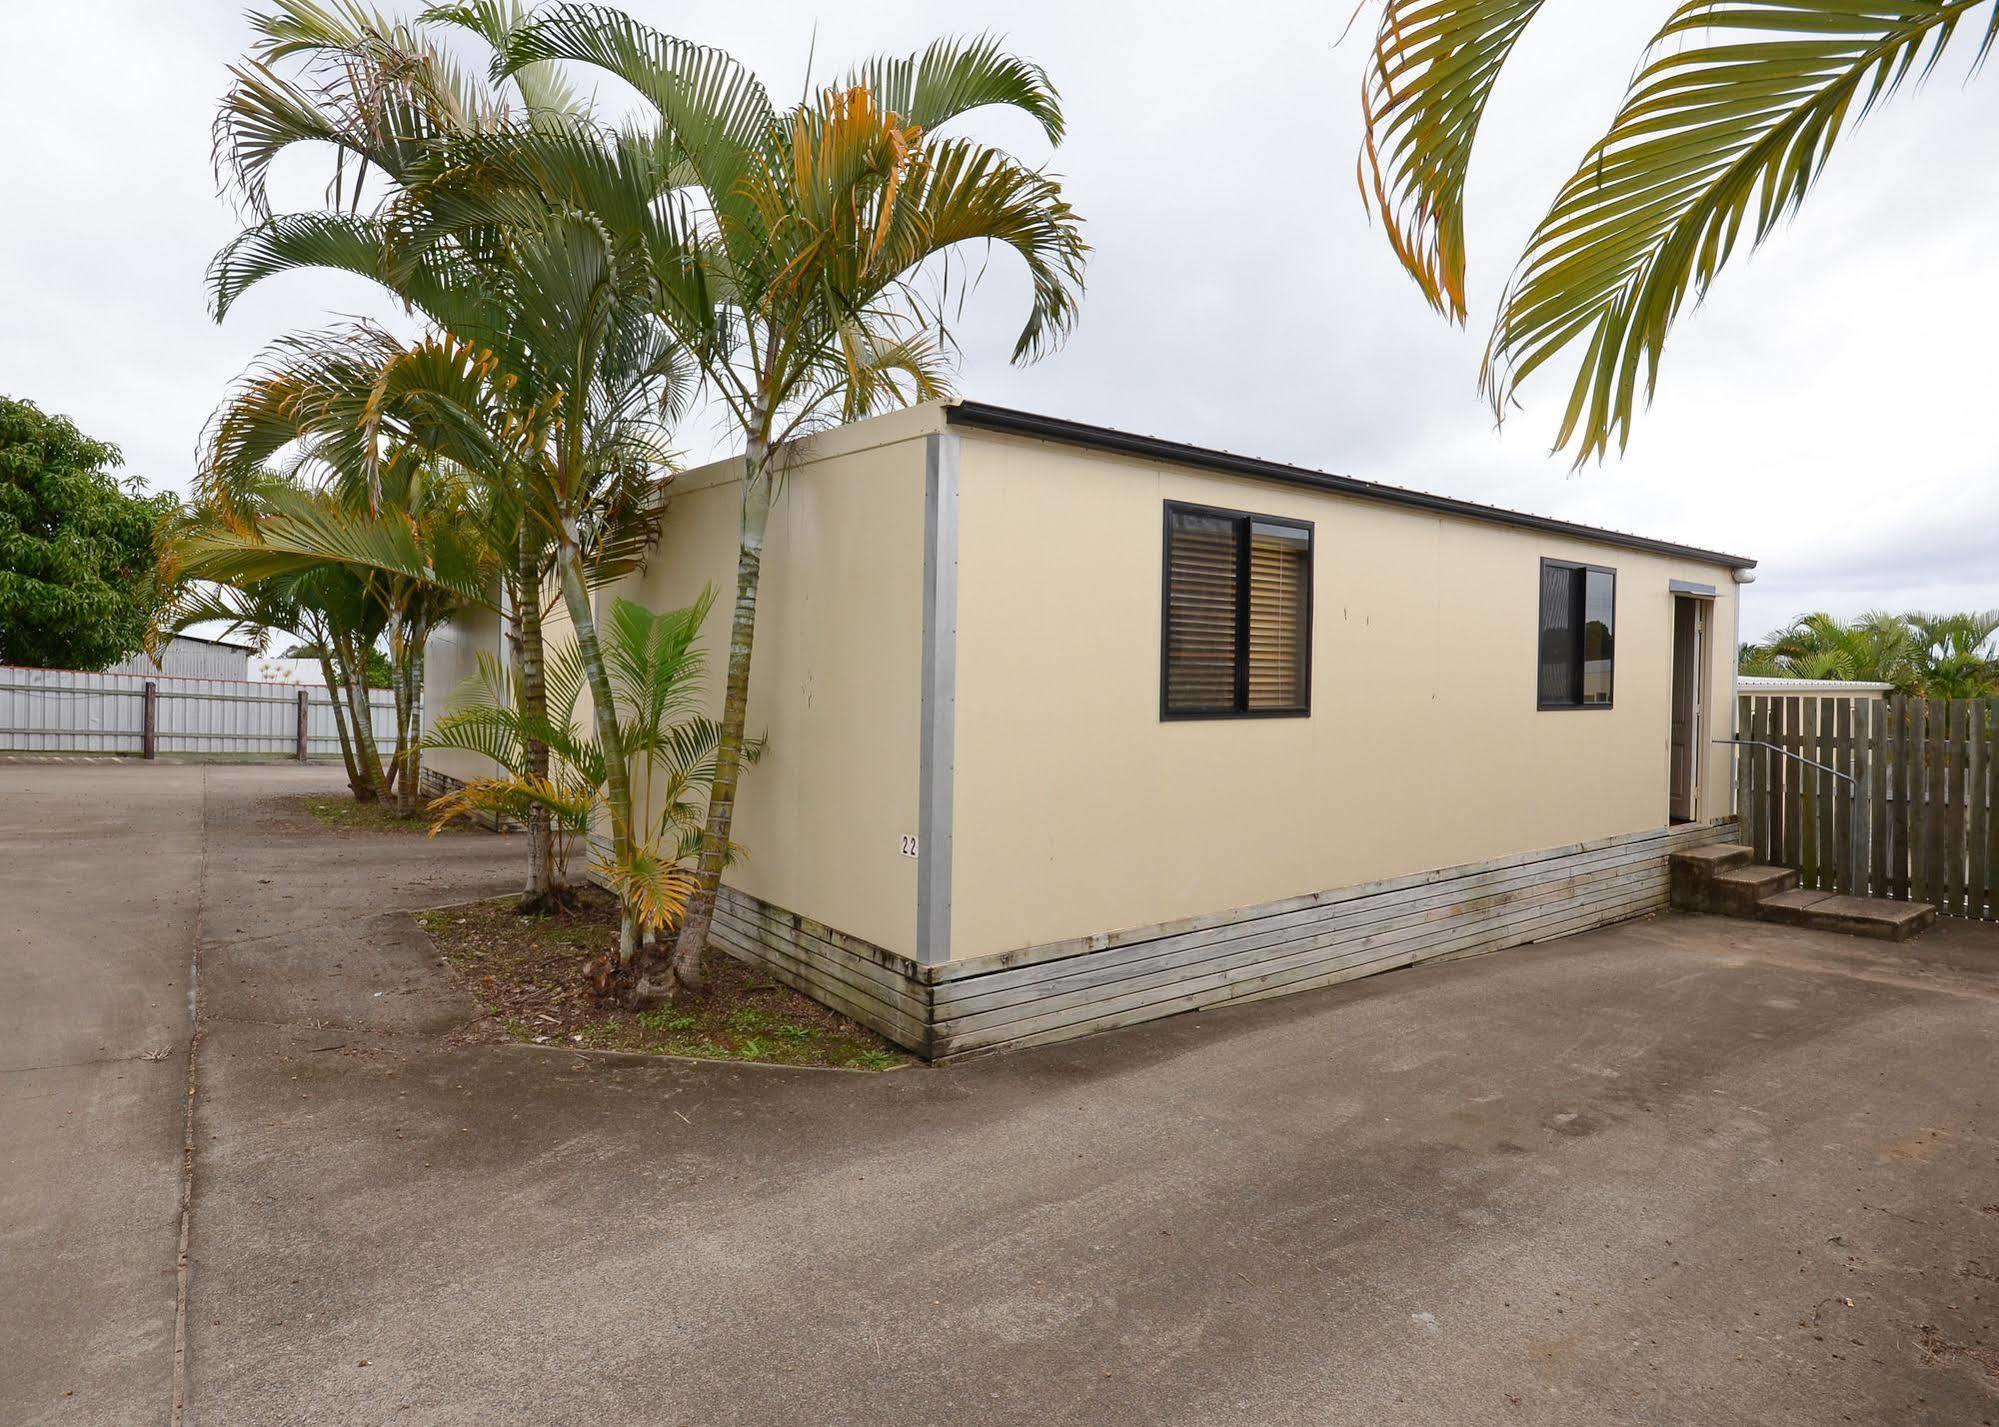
[428,771,594,833]
[494,4,782,279]
[173,484,495,605]
[602,590,711,742]
[209,212,399,321]
[1485,0,1993,463]
[593,844,698,932]
[1360,0,1549,321]
[422,1,589,121]
[839,34,1065,143]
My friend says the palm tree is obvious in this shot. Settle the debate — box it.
[426,588,759,959]
[154,569,383,798]
[173,323,505,812]
[1359,1,1999,461]
[215,217,689,960]
[492,6,1090,989]
[172,455,493,815]
[212,0,593,895]
[1908,610,1999,697]
[1739,610,1915,687]
[211,2,690,930]
[1739,608,1999,696]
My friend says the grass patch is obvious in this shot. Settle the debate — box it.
[415,888,911,1071]
[298,794,478,835]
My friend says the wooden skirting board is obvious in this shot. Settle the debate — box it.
[708,819,1737,1060]
[415,767,509,832]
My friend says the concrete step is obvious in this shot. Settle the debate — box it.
[1708,863,1800,915]
[1668,844,1762,913]
[1712,863,1799,894]
[1670,843,1757,874]
[1755,890,1937,942]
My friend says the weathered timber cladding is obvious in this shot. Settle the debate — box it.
[924,820,1733,1058]
[708,887,936,1053]
[1735,693,1996,921]
[710,821,1736,1060]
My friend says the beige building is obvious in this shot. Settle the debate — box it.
[425,400,1753,1057]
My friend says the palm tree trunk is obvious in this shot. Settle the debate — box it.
[385,632,412,809]
[669,436,772,991]
[317,650,363,795]
[336,632,389,801]
[552,523,638,967]
[396,644,425,817]
[516,534,556,909]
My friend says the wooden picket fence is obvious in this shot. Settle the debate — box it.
[1734,694,1999,920]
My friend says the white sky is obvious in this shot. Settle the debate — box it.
[5,0,1997,644]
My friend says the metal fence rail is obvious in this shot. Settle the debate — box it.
[0,664,401,759]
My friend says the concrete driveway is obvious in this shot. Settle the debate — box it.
[5,762,1997,1425]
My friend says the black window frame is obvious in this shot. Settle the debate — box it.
[1160,500,1314,721]
[1536,557,1617,711]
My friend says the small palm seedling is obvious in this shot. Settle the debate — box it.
[426,586,761,989]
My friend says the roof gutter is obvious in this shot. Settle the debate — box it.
[944,400,1757,571]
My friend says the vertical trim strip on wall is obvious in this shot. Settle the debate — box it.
[918,432,961,964]
[1730,577,1744,817]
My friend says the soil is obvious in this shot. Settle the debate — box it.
[415,888,910,1071]
[294,792,479,834]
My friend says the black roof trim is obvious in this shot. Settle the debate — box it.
[945,401,1756,570]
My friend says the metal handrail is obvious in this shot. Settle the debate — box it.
[1712,736,1857,787]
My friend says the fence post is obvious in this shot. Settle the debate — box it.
[1852,699,1870,897]
[295,687,310,762]
[141,680,158,760]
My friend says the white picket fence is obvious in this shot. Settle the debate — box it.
[0,664,401,759]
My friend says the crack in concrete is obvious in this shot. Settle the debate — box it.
[1695,943,1999,1005]
[170,766,209,1427]
[203,1010,454,1043]
[201,900,480,954]
[0,1052,182,1077]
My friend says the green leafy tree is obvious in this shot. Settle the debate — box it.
[1359,1,1999,461]
[0,396,176,669]
[286,642,395,690]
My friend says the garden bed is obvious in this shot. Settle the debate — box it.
[298,793,478,834]
[416,888,909,1070]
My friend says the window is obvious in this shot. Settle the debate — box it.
[1538,559,1615,708]
[1162,502,1312,718]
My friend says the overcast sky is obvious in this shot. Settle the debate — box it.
[6,0,1997,642]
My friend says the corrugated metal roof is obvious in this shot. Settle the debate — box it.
[1738,676,1894,694]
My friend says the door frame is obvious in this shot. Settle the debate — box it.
[1669,593,1713,823]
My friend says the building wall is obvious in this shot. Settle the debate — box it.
[562,406,939,958]
[421,603,507,786]
[947,426,1742,963]
[249,656,328,684]
[106,636,253,681]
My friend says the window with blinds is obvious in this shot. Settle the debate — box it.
[1163,503,1312,718]
[1537,558,1615,709]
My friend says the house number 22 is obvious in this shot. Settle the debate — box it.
[900,835,920,858]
